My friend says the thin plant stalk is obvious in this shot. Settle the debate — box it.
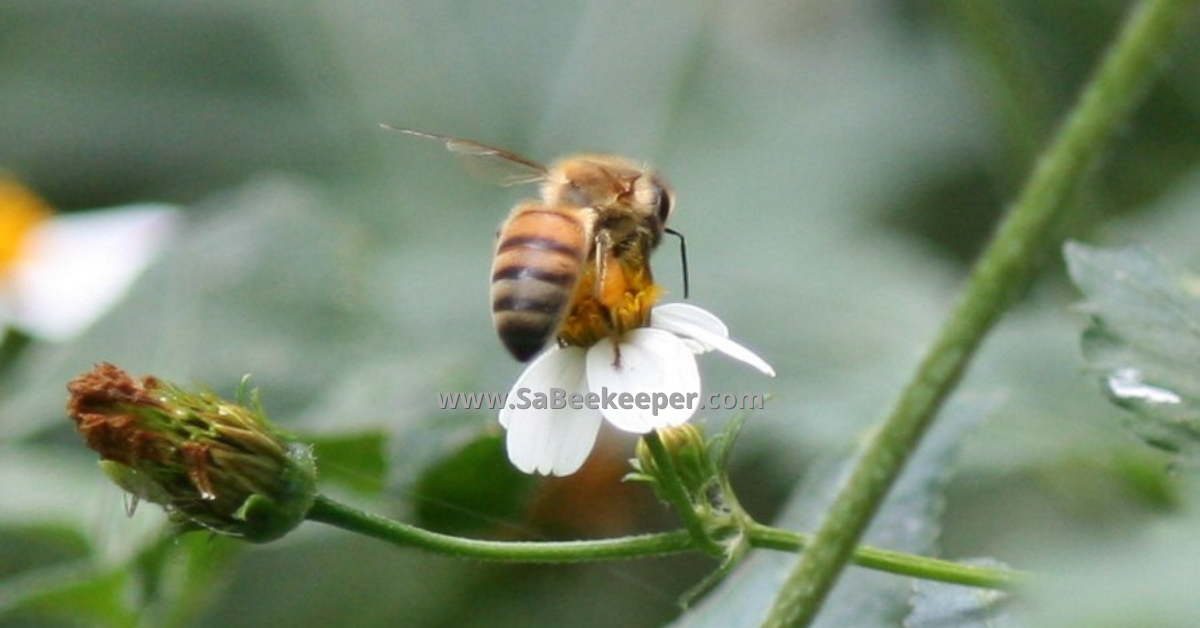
[759,1,1200,626]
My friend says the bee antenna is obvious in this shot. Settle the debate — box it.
[664,228,689,299]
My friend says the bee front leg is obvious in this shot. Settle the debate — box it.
[592,230,612,303]
[591,233,629,370]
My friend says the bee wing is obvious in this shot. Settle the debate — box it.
[381,125,548,187]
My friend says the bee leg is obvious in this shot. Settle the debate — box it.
[592,230,612,302]
[594,232,622,370]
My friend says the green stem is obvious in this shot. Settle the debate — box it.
[746,524,1021,590]
[643,430,724,555]
[306,494,694,561]
[306,494,1022,589]
[759,1,1200,627]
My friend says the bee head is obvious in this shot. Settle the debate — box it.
[632,173,673,236]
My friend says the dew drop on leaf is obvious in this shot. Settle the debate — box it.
[1107,368,1183,406]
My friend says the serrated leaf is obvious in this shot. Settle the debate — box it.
[1064,242,1200,457]
[667,396,994,628]
[906,558,1020,628]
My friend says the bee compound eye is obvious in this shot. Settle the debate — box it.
[655,184,673,223]
[648,176,676,223]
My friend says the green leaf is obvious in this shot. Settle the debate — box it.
[0,564,137,628]
[1064,242,1200,458]
[0,493,241,628]
[306,430,390,496]
[906,559,1020,628]
[132,534,241,628]
[283,352,486,491]
[667,396,993,628]
[1025,505,1200,628]
[412,432,534,537]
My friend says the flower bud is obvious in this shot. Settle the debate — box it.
[633,424,719,507]
[67,363,316,542]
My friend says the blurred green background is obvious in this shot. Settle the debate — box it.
[3,0,1200,626]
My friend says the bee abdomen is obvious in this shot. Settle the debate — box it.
[491,205,588,362]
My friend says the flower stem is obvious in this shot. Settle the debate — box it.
[306,493,1023,589]
[643,430,725,555]
[306,494,694,561]
[746,524,1022,590]
[759,1,1200,627]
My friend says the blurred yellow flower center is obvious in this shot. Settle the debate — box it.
[558,250,662,349]
[0,177,52,275]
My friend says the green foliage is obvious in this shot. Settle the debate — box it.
[0,566,136,628]
[1065,243,1200,459]
[412,433,532,536]
[306,430,390,497]
[0,534,240,628]
[668,397,989,628]
[1022,505,1200,628]
[2,0,1200,627]
[907,559,1018,628]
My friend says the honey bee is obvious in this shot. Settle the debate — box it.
[385,126,683,362]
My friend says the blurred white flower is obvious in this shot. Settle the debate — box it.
[499,303,774,476]
[0,178,180,341]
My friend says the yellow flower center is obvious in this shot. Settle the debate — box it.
[558,249,662,349]
[0,177,52,276]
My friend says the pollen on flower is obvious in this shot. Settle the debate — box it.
[0,176,53,275]
[558,250,662,349]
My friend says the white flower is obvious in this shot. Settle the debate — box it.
[0,182,179,341]
[498,303,775,476]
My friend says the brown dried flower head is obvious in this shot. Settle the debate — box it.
[67,363,316,542]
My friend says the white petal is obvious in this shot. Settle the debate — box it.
[656,315,775,377]
[652,303,729,337]
[504,403,603,476]
[652,303,729,354]
[498,346,599,475]
[586,329,700,433]
[499,346,582,428]
[10,204,180,340]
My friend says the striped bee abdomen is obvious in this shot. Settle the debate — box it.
[491,203,589,361]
